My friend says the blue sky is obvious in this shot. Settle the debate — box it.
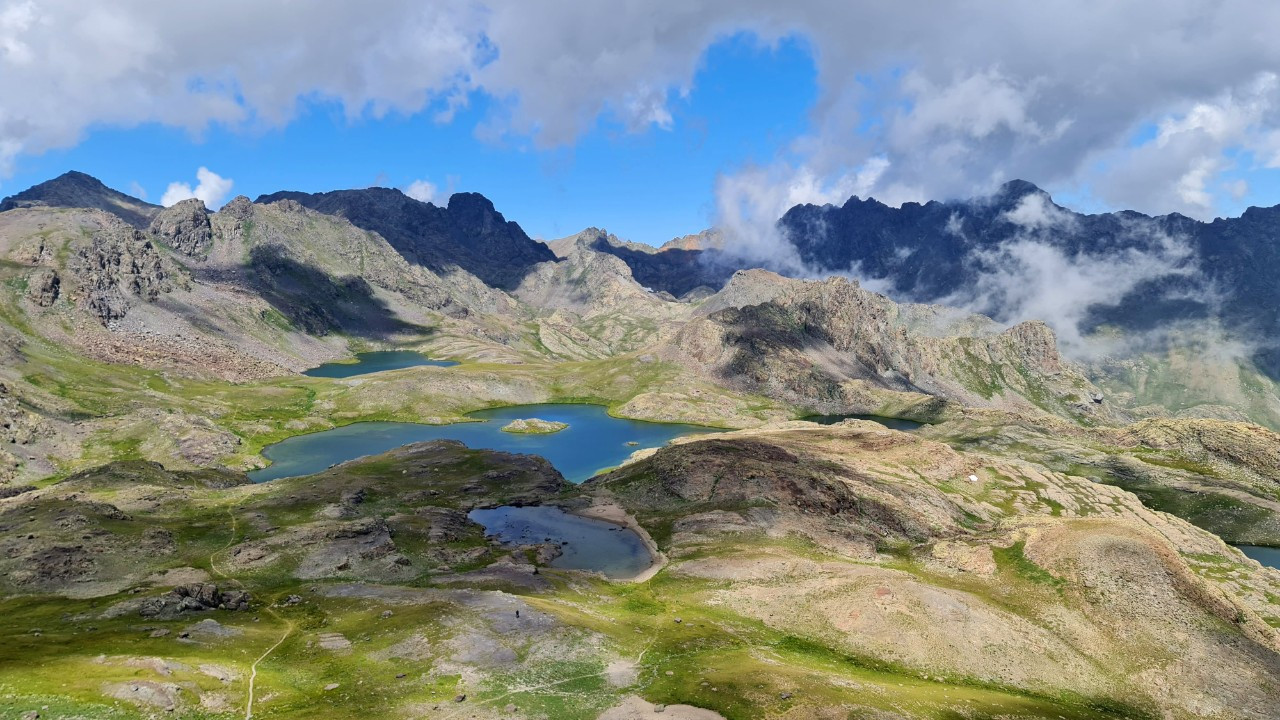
[4,33,820,245]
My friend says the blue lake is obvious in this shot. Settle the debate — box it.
[248,403,714,483]
[803,414,925,431]
[468,505,653,579]
[302,350,458,378]
[1236,545,1280,570]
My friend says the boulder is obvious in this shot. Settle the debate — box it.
[138,583,251,619]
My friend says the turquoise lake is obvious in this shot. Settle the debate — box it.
[248,403,714,483]
[302,350,458,378]
[468,505,653,578]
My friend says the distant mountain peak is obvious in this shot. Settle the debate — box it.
[0,170,160,229]
[995,179,1047,199]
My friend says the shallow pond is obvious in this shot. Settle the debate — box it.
[303,350,458,378]
[248,403,713,483]
[803,414,925,431]
[1235,544,1280,570]
[468,505,653,579]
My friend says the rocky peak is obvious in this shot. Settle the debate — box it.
[218,195,254,221]
[998,320,1063,375]
[148,198,212,258]
[993,179,1049,203]
[0,171,161,229]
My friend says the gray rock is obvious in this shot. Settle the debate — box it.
[25,268,59,306]
[138,583,251,619]
[149,198,212,258]
[70,214,176,325]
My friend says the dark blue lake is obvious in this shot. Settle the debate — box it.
[248,403,713,483]
[803,414,925,431]
[468,505,653,579]
[302,350,458,378]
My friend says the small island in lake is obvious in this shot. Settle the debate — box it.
[500,417,569,434]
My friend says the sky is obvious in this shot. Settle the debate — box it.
[3,1,1280,246]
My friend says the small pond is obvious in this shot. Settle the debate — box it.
[803,414,925,431]
[1235,544,1280,570]
[303,350,458,378]
[248,403,714,484]
[468,505,653,579]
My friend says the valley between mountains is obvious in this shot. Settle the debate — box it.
[2,172,1280,719]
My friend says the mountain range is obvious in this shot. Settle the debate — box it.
[4,170,1280,719]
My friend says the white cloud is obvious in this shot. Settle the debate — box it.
[161,167,233,209]
[1001,193,1076,231]
[404,178,445,205]
[127,180,147,200]
[712,158,887,275]
[942,217,1198,355]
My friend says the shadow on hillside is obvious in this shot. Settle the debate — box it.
[589,237,736,297]
[240,245,426,339]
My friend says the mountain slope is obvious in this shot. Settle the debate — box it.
[588,421,1280,718]
[660,269,1107,421]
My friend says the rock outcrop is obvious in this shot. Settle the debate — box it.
[148,198,212,258]
[24,268,59,306]
[138,583,251,619]
[0,382,42,445]
[69,213,175,325]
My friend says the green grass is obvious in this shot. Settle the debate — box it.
[992,540,1064,589]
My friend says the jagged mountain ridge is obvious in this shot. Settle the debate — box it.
[0,171,1230,425]
[255,187,557,290]
[596,180,1280,370]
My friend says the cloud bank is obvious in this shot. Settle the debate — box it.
[2,1,1280,223]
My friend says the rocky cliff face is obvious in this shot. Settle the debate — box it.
[664,270,1103,418]
[68,213,177,325]
[148,198,213,258]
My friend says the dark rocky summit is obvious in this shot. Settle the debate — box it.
[255,187,557,290]
[0,170,161,229]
